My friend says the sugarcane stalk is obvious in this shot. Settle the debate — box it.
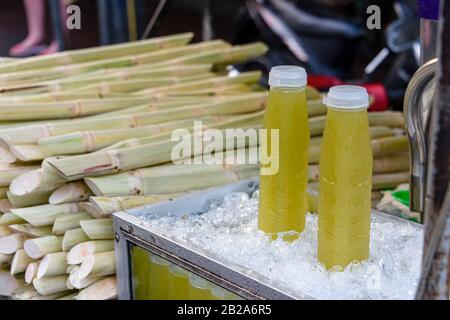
[78,251,115,279]
[62,228,89,252]
[32,275,69,296]
[25,262,40,284]
[24,236,64,259]
[85,163,259,197]
[0,33,194,74]
[1,91,132,104]
[0,63,212,94]
[11,287,40,300]
[66,265,77,274]
[37,252,67,279]
[0,267,23,296]
[136,70,262,95]
[0,92,265,147]
[2,72,212,97]
[0,144,18,163]
[372,172,410,190]
[0,38,227,87]
[0,233,27,254]
[0,253,13,264]
[7,190,52,208]
[69,266,104,290]
[371,136,410,157]
[0,212,25,226]
[103,110,264,151]
[8,224,53,238]
[52,212,93,235]
[57,292,78,300]
[79,219,113,240]
[0,186,8,198]
[8,145,52,163]
[86,100,204,119]
[0,97,163,121]
[68,73,213,96]
[0,199,12,213]
[82,194,181,218]
[76,276,117,300]
[9,159,66,196]
[10,203,80,227]
[0,163,40,186]
[30,290,75,300]
[66,240,115,265]
[10,249,35,275]
[372,153,410,173]
[163,84,252,97]
[0,225,12,237]
[154,43,268,71]
[37,118,217,156]
[49,182,93,205]
[48,123,262,181]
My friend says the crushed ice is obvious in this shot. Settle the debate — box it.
[137,191,423,300]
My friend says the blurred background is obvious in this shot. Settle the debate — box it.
[0,0,421,110]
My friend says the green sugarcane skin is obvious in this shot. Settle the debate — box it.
[0,64,212,95]
[0,39,227,86]
[135,71,262,95]
[38,119,214,155]
[0,33,194,74]
[84,164,259,196]
[7,190,53,208]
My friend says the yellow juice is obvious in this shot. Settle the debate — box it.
[188,274,212,300]
[318,86,372,270]
[131,246,151,300]
[148,254,170,300]
[167,264,190,300]
[259,66,309,241]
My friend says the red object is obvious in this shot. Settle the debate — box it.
[307,75,390,112]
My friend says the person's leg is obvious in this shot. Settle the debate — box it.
[40,0,68,55]
[9,0,47,56]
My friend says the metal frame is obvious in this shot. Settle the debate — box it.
[404,58,437,218]
[114,178,423,300]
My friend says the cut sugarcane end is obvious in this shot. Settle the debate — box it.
[25,262,39,284]
[9,170,42,196]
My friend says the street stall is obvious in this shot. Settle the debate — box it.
[0,0,449,301]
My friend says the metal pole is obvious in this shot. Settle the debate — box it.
[417,0,450,300]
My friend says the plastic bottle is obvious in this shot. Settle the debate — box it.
[167,263,190,300]
[131,246,151,300]
[318,85,373,269]
[258,65,310,241]
[188,274,212,300]
[148,254,169,299]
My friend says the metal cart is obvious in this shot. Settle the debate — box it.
[113,178,423,300]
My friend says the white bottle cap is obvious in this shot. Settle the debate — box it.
[323,85,370,109]
[268,65,307,88]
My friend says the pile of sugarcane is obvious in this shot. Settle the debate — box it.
[0,33,410,300]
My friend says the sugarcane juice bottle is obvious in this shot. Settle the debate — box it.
[167,263,190,300]
[258,65,310,241]
[188,274,212,300]
[148,254,170,300]
[318,85,372,270]
[131,246,151,300]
